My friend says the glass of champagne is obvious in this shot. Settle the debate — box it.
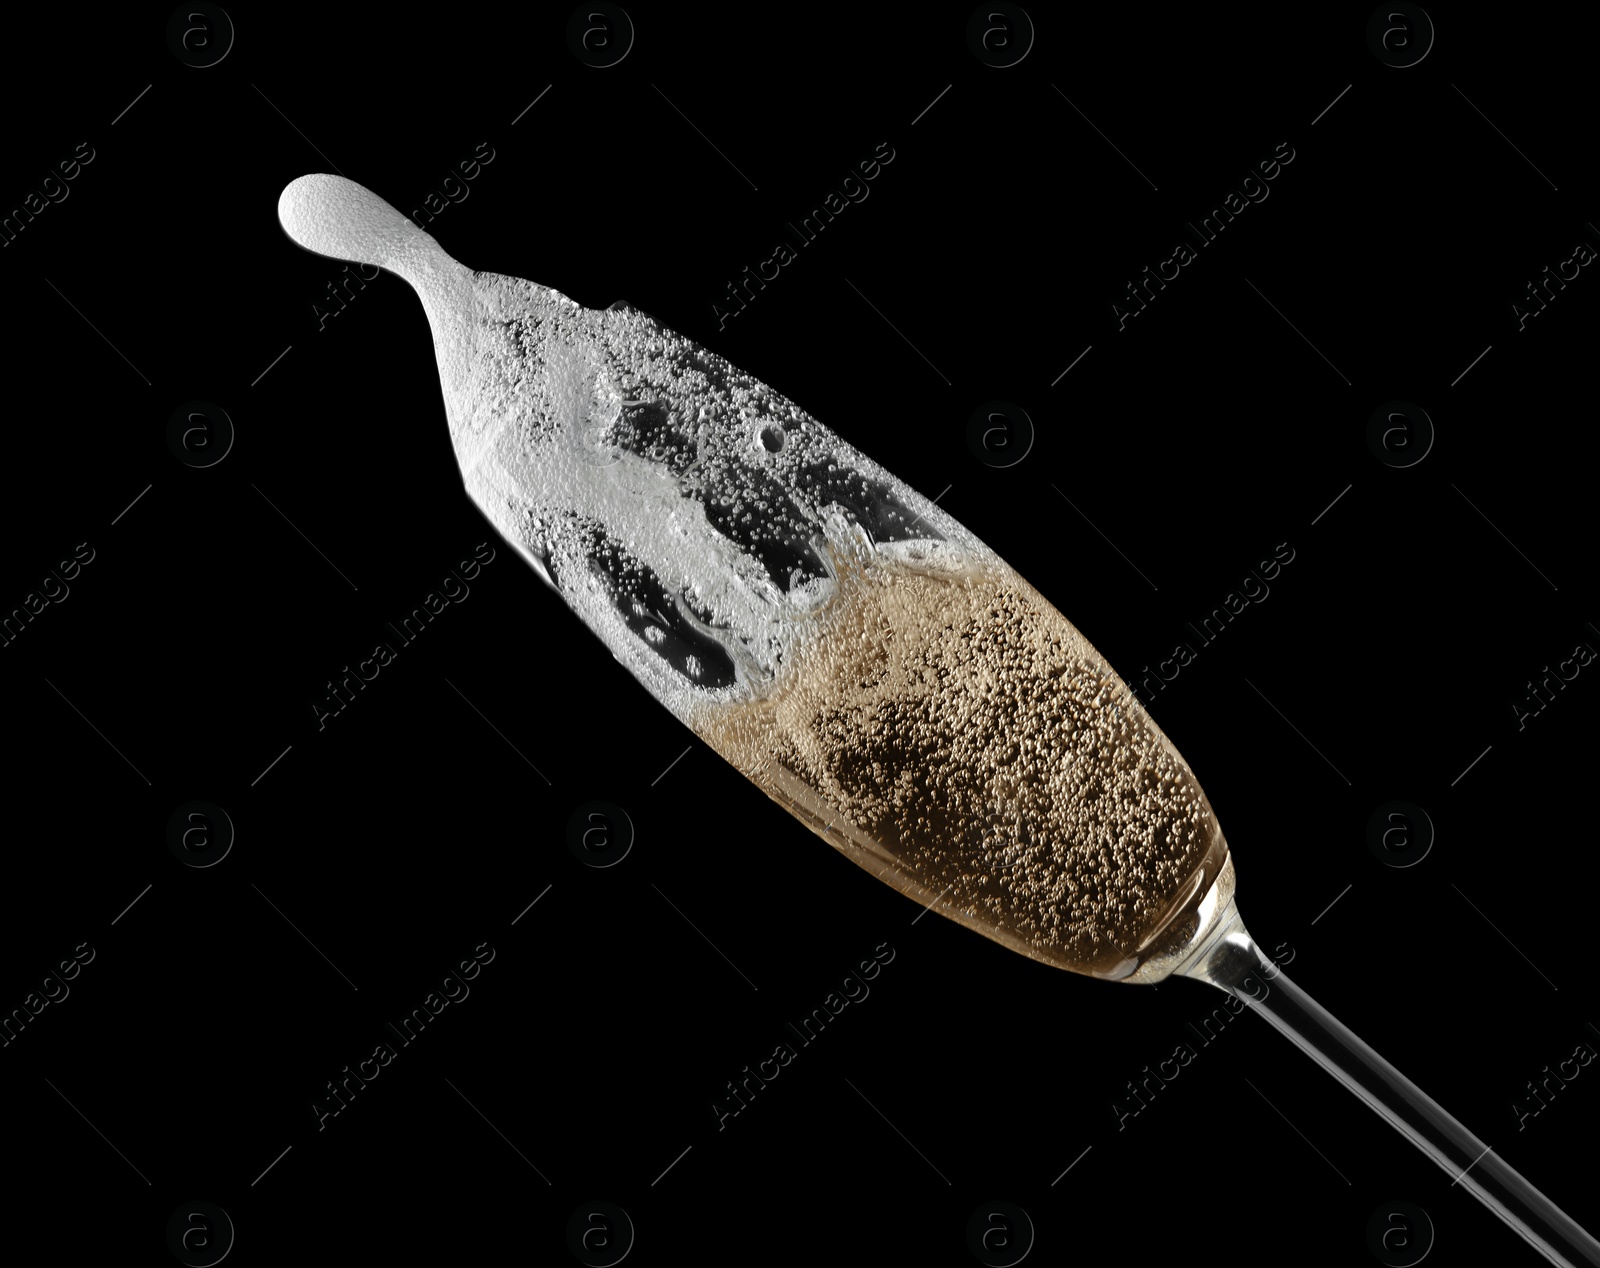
[279,173,1600,1268]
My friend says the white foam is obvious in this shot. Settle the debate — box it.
[456,274,991,722]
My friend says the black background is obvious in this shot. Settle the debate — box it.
[1,4,1596,1265]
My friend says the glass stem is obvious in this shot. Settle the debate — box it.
[1178,905,1600,1268]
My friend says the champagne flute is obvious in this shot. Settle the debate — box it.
[278,173,1599,1267]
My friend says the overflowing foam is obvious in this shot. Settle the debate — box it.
[457,275,976,720]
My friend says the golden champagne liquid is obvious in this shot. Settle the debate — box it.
[690,536,1229,979]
